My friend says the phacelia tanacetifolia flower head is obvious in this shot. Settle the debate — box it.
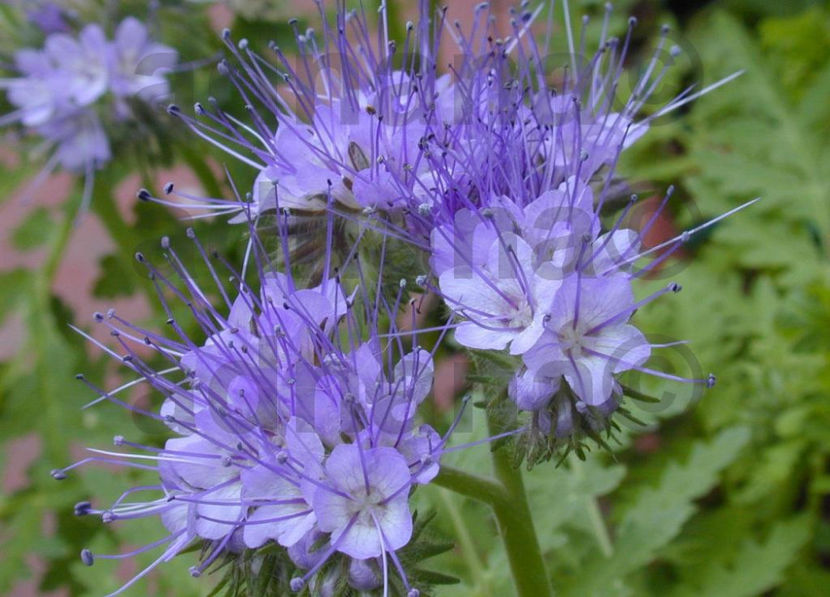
[168,0,455,221]
[57,219,459,595]
[1,15,177,210]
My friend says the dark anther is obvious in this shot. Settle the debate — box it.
[74,501,92,516]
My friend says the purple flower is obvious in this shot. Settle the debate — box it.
[430,176,607,356]
[1,15,176,209]
[169,3,455,223]
[3,47,69,127]
[161,429,245,541]
[108,17,177,103]
[240,419,323,549]
[37,109,111,172]
[313,444,413,560]
[60,220,451,594]
[509,368,559,412]
[523,274,651,408]
[435,220,559,354]
[25,2,72,34]
[57,0,748,589]
[44,24,110,107]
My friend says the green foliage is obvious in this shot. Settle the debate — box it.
[2,1,830,596]
[668,515,811,597]
[556,428,750,596]
[92,254,138,298]
[614,3,830,594]
[11,206,56,250]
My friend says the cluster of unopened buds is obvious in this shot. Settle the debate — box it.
[53,1,747,594]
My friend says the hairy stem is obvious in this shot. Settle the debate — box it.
[434,465,507,504]
[487,415,554,597]
[434,433,553,597]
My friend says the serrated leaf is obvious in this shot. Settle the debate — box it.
[525,454,626,555]
[559,427,750,596]
[683,9,830,266]
[733,439,805,504]
[670,516,811,597]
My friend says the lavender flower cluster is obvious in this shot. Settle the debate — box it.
[1,13,176,205]
[65,229,443,594]
[58,1,744,594]
[168,1,731,453]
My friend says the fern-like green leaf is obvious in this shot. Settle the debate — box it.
[559,426,750,596]
[669,516,811,597]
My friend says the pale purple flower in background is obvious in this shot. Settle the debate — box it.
[108,16,177,103]
[25,1,72,34]
[25,23,110,109]
[37,108,111,172]
[1,15,176,210]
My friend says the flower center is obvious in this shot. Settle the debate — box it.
[558,322,588,358]
[508,300,533,329]
[349,487,385,518]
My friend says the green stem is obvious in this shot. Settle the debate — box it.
[586,497,614,557]
[487,415,554,597]
[434,465,507,504]
[42,203,76,286]
[434,446,553,596]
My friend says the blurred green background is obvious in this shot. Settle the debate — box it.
[1,0,829,595]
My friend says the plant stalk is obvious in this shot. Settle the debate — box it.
[487,414,553,597]
[434,431,553,597]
